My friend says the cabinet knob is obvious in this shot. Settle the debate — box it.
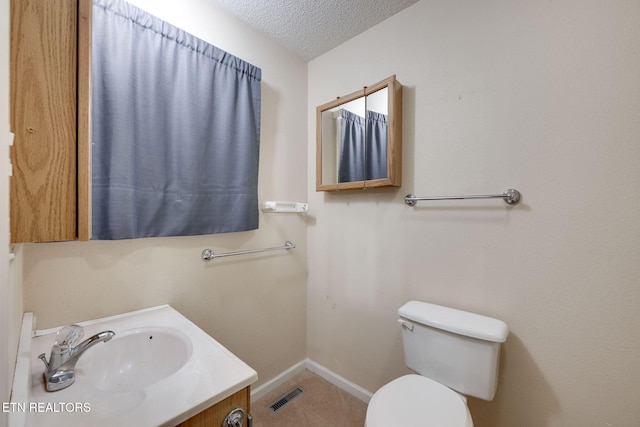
[223,407,245,427]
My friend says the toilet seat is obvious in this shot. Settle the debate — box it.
[365,374,474,427]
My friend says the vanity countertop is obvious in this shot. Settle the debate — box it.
[11,305,258,427]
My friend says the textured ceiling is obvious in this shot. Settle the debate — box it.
[211,0,420,61]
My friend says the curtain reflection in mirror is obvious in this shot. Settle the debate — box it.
[337,109,388,183]
[339,110,365,182]
[365,110,388,180]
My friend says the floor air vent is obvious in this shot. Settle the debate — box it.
[269,386,305,412]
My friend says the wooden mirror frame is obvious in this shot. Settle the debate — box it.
[315,75,402,192]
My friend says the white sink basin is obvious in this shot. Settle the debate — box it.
[75,327,193,393]
[13,305,257,427]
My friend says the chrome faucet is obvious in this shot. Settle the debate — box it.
[39,329,115,391]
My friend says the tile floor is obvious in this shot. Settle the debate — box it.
[251,370,367,427]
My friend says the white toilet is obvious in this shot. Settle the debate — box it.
[365,301,509,427]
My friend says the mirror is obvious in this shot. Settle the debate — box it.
[316,75,402,191]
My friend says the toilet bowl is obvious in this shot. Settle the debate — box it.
[365,301,508,427]
[366,374,473,427]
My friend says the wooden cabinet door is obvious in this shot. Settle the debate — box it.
[10,0,78,242]
[178,387,250,427]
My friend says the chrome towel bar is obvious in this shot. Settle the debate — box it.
[202,241,295,261]
[404,189,521,206]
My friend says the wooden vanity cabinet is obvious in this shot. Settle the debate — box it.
[9,0,91,243]
[178,386,251,427]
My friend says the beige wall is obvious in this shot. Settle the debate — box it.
[15,0,640,425]
[307,1,640,426]
[21,0,308,389]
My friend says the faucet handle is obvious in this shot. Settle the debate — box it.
[38,353,49,369]
[53,324,84,349]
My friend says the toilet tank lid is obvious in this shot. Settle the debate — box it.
[398,301,509,343]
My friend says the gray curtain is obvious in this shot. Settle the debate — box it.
[338,109,365,183]
[365,110,388,180]
[91,0,261,240]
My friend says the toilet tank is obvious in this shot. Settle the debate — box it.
[398,301,509,401]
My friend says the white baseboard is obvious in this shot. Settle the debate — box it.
[305,359,373,403]
[251,359,307,402]
[251,358,374,404]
